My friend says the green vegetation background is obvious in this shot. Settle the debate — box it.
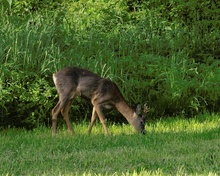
[0,0,219,129]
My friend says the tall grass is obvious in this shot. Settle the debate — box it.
[0,1,219,128]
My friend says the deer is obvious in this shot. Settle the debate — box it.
[51,66,149,137]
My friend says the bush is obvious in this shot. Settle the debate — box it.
[0,64,55,128]
[0,0,219,128]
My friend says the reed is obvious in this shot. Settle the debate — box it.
[0,0,219,128]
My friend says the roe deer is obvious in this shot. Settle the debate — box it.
[52,66,149,136]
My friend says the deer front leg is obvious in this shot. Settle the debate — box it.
[88,107,98,134]
[93,104,109,135]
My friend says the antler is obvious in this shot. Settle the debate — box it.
[143,103,150,114]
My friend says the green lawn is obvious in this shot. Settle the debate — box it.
[0,114,219,176]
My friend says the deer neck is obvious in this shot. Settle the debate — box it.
[115,100,136,124]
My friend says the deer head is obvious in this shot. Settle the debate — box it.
[130,103,149,134]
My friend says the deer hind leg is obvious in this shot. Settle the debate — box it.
[88,107,98,134]
[61,99,74,135]
[52,101,61,137]
[52,96,74,137]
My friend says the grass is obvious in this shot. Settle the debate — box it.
[1,4,219,127]
[0,114,219,176]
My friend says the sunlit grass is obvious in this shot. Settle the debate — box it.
[147,114,220,133]
[0,114,219,175]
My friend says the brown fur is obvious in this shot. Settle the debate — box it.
[52,66,148,136]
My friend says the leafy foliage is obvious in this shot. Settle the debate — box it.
[0,64,55,128]
[0,0,219,128]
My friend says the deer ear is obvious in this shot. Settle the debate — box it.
[135,103,141,115]
[141,116,145,123]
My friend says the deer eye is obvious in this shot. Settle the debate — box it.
[140,121,145,128]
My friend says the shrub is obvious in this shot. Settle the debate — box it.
[0,64,54,128]
[0,0,219,128]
